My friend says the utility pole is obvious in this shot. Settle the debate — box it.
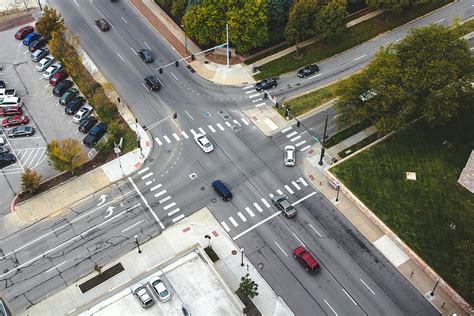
[318,110,329,166]
[134,235,142,254]
[226,24,230,69]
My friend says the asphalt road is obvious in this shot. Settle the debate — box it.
[2,0,473,314]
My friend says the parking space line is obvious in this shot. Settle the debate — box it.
[229,216,238,227]
[284,185,294,194]
[198,127,206,135]
[253,202,263,213]
[181,131,189,139]
[217,123,225,131]
[208,125,216,133]
[237,212,247,222]
[26,148,40,168]
[245,207,255,217]
[260,198,271,208]
[31,148,47,169]
[274,241,288,257]
[221,221,230,232]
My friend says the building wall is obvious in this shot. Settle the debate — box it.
[0,0,39,15]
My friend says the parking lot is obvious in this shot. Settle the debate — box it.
[0,24,93,215]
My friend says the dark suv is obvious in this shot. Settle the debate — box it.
[144,76,160,91]
[255,78,277,91]
[28,37,47,52]
[95,18,110,31]
[0,153,16,168]
[138,49,154,63]
[212,180,232,201]
[293,247,321,273]
[65,96,86,114]
[83,122,107,147]
[297,64,319,78]
[79,116,98,133]
[53,80,73,96]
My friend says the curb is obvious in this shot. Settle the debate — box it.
[10,193,19,213]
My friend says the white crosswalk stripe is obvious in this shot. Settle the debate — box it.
[141,172,153,180]
[163,202,176,211]
[295,140,307,147]
[155,137,163,145]
[284,185,294,194]
[276,189,283,195]
[290,135,301,142]
[299,178,309,186]
[292,181,301,190]
[217,123,225,131]
[245,90,255,94]
[145,180,153,186]
[300,145,311,152]
[158,196,171,204]
[154,189,167,197]
[245,207,255,217]
[221,221,230,232]
[252,98,263,103]
[190,129,198,137]
[241,118,250,125]
[261,198,271,208]
[237,212,247,222]
[172,214,185,223]
[287,131,298,138]
[172,133,180,141]
[163,135,171,143]
[181,131,189,139]
[198,127,206,135]
[150,183,162,192]
[233,119,241,126]
[254,102,266,107]
[225,121,232,127]
[248,93,260,98]
[229,216,238,227]
[242,85,254,90]
[269,193,275,198]
[253,202,264,213]
[208,125,216,133]
[281,126,293,133]
[167,208,181,216]
[137,167,149,175]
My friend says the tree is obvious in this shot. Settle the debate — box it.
[315,0,348,40]
[365,0,430,14]
[285,0,319,53]
[46,138,87,174]
[182,1,227,47]
[21,168,42,194]
[171,0,188,21]
[237,273,259,300]
[35,6,65,40]
[267,0,294,43]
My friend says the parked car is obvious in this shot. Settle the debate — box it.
[53,80,73,96]
[0,136,4,146]
[255,78,277,91]
[95,18,110,31]
[2,115,29,128]
[149,276,171,302]
[22,32,41,46]
[131,284,154,309]
[59,88,79,105]
[0,153,16,168]
[0,97,23,107]
[0,145,9,155]
[43,63,62,79]
[28,37,47,52]
[138,49,154,63]
[0,80,5,88]
[15,25,34,40]
[194,134,213,153]
[284,145,296,167]
[50,69,69,86]
[0,89,16,97]
[0,106,22,117]
[78,116,97,133]
[144,76,160,91]
[272,194,296,218]
[297,64,319,78]
[36,56,55,72]
[211,180,232,201]
[293,247,321,273]
[65,96,86,114]
[73,105,93,123]
[83,122,107,147]
[31,47,49,62]
[7,126,35,138]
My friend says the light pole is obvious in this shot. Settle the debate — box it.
[134,235,142,254]
[181,24,188,54]
[336,185,340,202]
[430,278,440,296]
[318,110,329,166]
[240,248,244,267]
[204,235,211,248]
[114,143,125,177]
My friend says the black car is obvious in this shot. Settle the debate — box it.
[53,80,74,97]
[0,153,16,168]
[0,80,5,88]
[28,37,47,52]
[138,49,154,63]
[31,47,49,62]
[59,88,79,105]
[65,96,86,115]
[211,180,232,201]
[95,18,110,31]
[144,76,160,91]
[83,122,107,147]
[255,78,277,91]
[79,116,98,133]
[297,64,319,78]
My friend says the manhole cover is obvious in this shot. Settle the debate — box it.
[167,150,171,153]
[232,126,241,133]
[201,186,205,191]
[148,158,154,162]
[189,172,198,180]
[217,110,232,121]
[211,198,217,203]
[231,250,238,255]
[257,263,264,269]
[203,112,212,118]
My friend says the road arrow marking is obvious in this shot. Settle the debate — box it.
[97,194,107,206]
[104,206,115,219]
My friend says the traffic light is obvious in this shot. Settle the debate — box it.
[175,61,179,67]
[173,113,177,119]
[159,68,163,74]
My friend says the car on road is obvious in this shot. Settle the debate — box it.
[36,56,55,72]
[297,64,319,78]
[255,78,277,91]
[50,69,68,86]
[284,145,296,167]
[144,76,160,91]
[149,276,171,302]
[73,105,93,123]
[65,96,86,114]
[194,134,214,153]
[212,180,232,201]
[0,153,16,168]
[78,116,97,133]
[7,126,35,138]
[2,115,29,128]
[43,63,62,79]
[53,80,73,97]
[138,49,154,63]
[28,37,47,52]
[0,106,22,117]
[15,25,34,40]
[22,32,41,46]
[83,122,107,147]
[95,18,110,31]
[31,47,49,62]
[59,88,79,105]
[272,194,296,218]
[131,284,154,309]
[293,247,321,273]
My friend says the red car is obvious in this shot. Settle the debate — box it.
[49,69,68,86]
[0,106,23,117]
[2,115,29,127]
[14,26,34,40]
[293,247,321,273]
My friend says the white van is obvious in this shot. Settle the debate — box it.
[0,96,24,107]
[0,89,16,97]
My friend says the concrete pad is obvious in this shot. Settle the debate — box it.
[373,235,410,267]
[406,172,417,181]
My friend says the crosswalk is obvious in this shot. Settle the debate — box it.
[220,177,310,233]
[242,84,274,108]
[280,125,312,152]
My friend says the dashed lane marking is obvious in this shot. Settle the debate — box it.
[275,241,288,257]
[253,202,264,213]
[229,216,238,227]
[245,207,255,217]
[261,198,271,208]
[237,212,247,222]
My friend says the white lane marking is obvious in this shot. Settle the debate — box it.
[154,189,167,198]
[284,185,294,194]
[144,41,151,50]
[360,279,375,295]
[292,181,301,190]
[121,16,128,24]
[167,208,181,216]
[158,196,171,204]
[292,232,306,248]
[324,299,338,316]
[292,191,317,206]
[185,110,193,120]
[290,135,301,142]
[295,140,307,147]
[233,119,241,126]
[208,125,216,133]
[434,18,445,24]
[274,241,288,257]
[242,85,254,90]
[198,127,206,135]
[137,167,149,175]
[163,202,176,211]
[286,131,298,138]
[395,36,405,42]
[300,145,311,152]
[307,74,321,80]
[253,202,264,213]
[121,220,143,233]
[116,52,125,61]
[252,98,263,103]
[190,129,198,137]
[141,172,153,180]
[170,72,178,80]
[241,118,250,125]
[353,54,366,61]
[233,211,281,240]
[260,198,271,208]
[299,178,309,186]
[254,102,266,107]
[309,224,322,237]
[150,183,162,192]
[172,133,180,141]
[281,126,293,133]
[237,212,247,222]
[154,137,162,145]
[181,131,189,139]
[217,123,225,131]
[229,216,238,227]
[276,189,283,195]
[245,207,255,217]
[221,221,230,232]
[46,260,67,273]
[225,121,232,127]
[342,288,358,305]
[128,178,164,229]
[172,214,185,223]
[248,93,260,98]
[163,135,171,143]
[269,193,275,198]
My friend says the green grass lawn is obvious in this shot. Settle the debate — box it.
[331,113,474,305]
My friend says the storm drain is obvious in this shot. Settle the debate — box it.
[189,172,198,180]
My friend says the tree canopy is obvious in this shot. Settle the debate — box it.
[315,0,348,40]
[46,138,87,174]
[365,0,431,13]
[35,6,65,40]
[285,0,319,51]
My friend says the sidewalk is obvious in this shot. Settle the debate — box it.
[326,125,378,158]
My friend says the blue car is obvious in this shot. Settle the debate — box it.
[23,32,41,46]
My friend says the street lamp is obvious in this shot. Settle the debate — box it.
[204,235,211,248]
[240,248,244,267]
[318,110,329,166]
[336,185,340,202]
[134,235,142,254]
[181,24,188,54]
[430,278,440,296]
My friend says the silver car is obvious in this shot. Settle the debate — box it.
[36,55,54,72]
[284,145,296,166]
[31,47,49,62]
[272,194,296,218]
[43,63,62,79]
[131,284,154,309]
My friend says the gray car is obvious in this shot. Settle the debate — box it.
[36,55,54,72]
[0,145,9,154]
[7,126,35,138]
[131,284,154,309]
[272,194,296,218]
[32,47,49,62]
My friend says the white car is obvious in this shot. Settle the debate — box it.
[284,145,296,166]
[36,55,54,72]
[43,63,62,79]
[194,134,213,153]
[149,276,171,302]
[131,283,154,309]
[73,105,93,124]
